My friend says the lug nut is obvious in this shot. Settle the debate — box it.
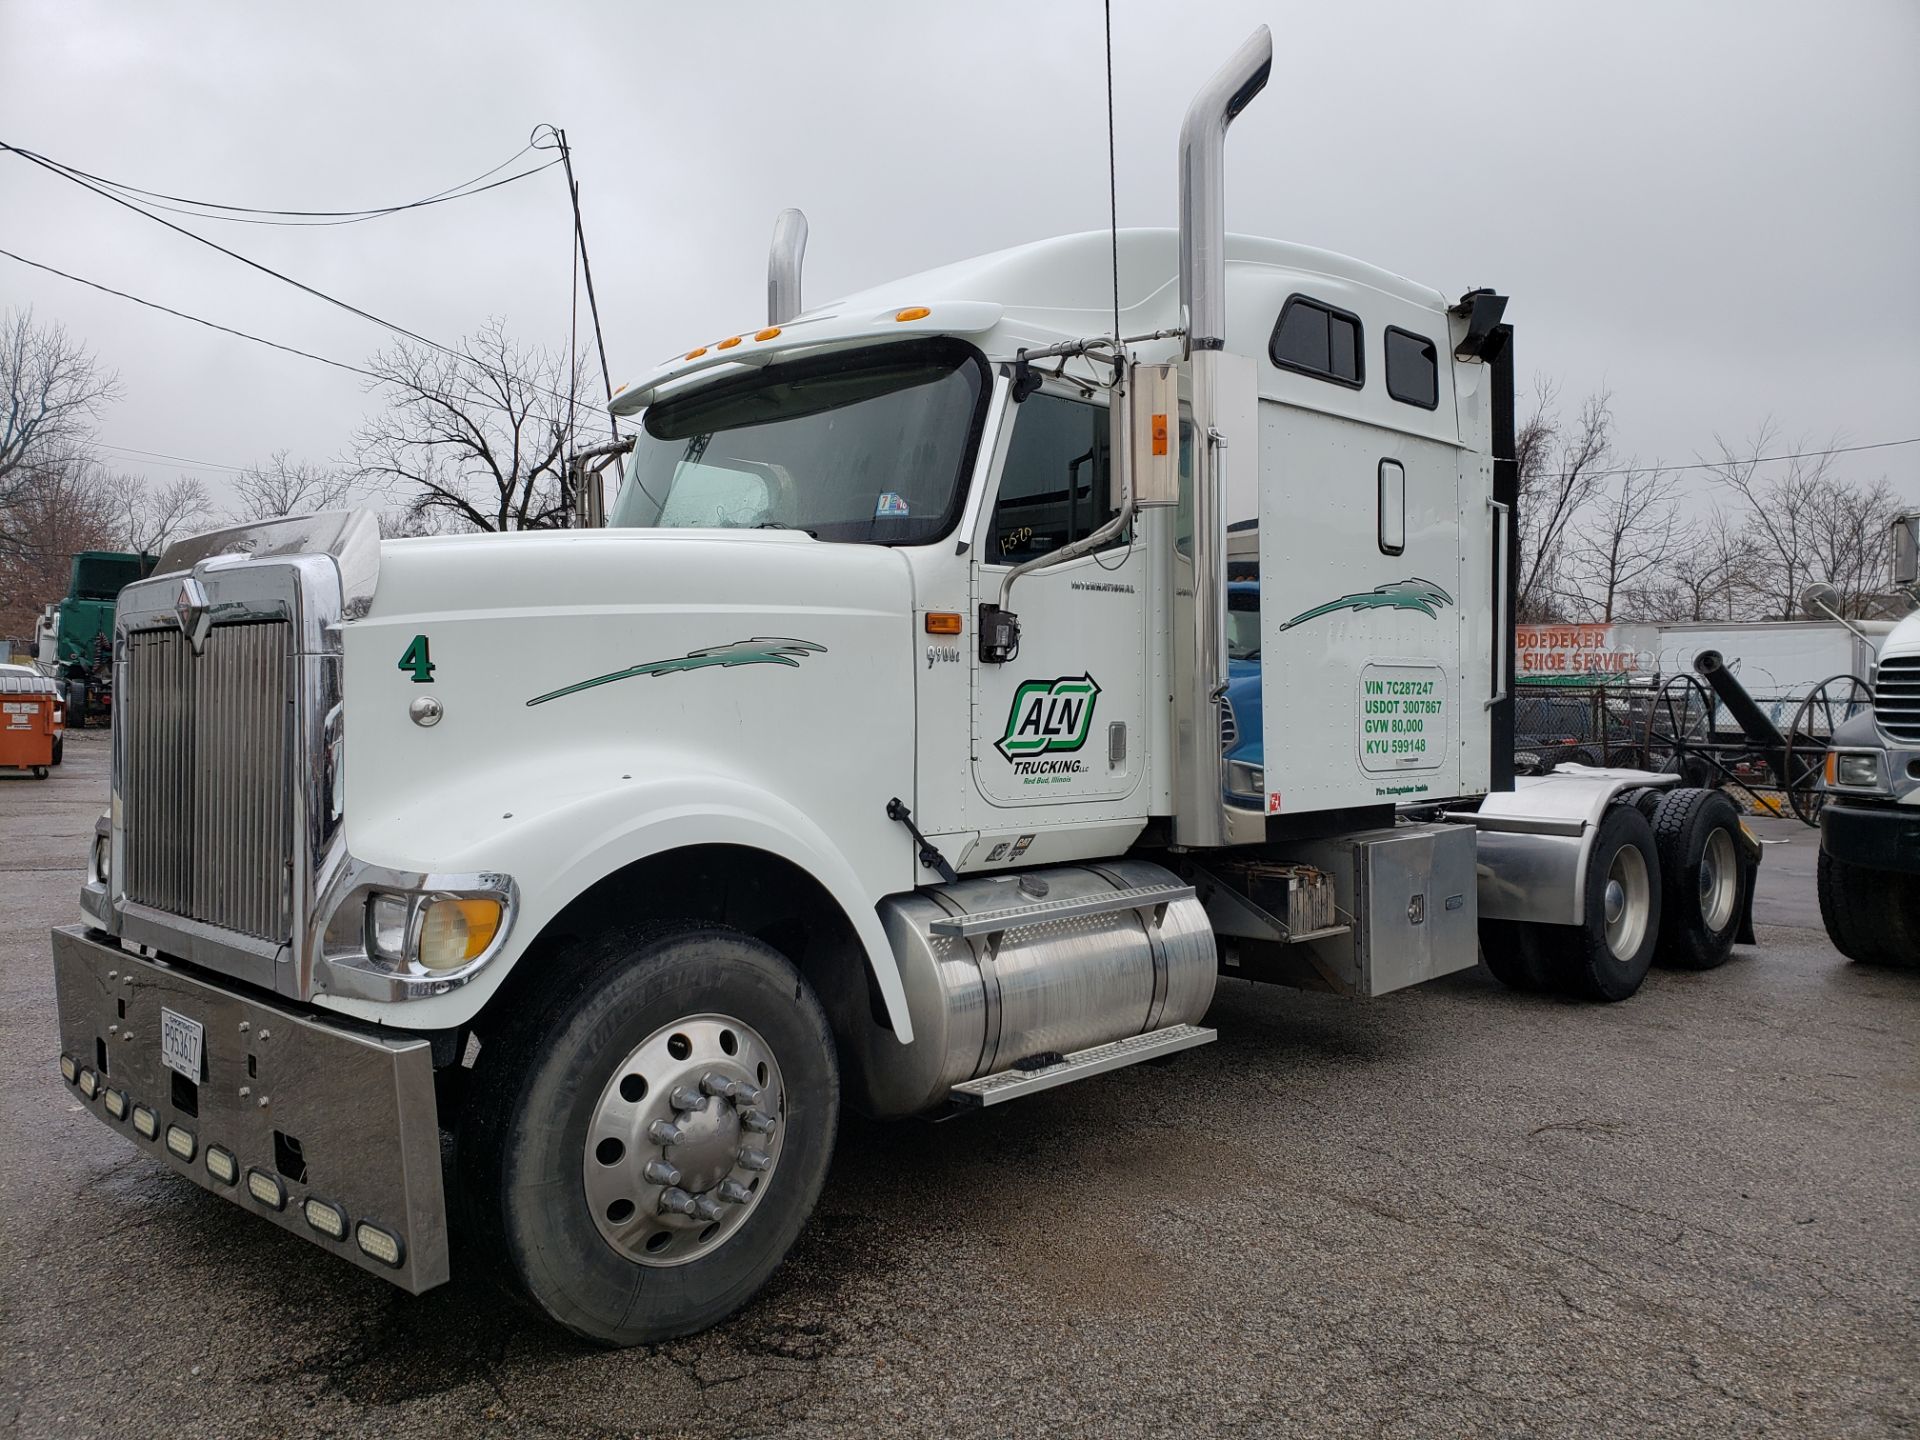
[648,1120,684,1146]
[738,1148,772,1171]
[734,1086,764,1110]
[717,1180,752,1205]
[692,1195,725,1222]
[642,1160,681,1187]
[669,1085,709,1113]
[700,1072,739,1099]
[659,1187,697,1216]
[740,1108,776,1134]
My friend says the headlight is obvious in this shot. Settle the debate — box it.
[90,832,110,886]
[1225,759,1265,798]
[417,898,504,972]
[367,893,410,963]
[1825,750,1885,791]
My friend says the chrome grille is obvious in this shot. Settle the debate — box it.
[122,621,293,941]
[1876,656,1920,744]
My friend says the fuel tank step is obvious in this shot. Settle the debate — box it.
[925,881,1196,938]
[947,1023,1216,1109]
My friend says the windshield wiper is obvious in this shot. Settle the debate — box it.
[755,521,818,538]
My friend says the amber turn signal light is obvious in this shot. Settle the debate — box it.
[924,612,963,635]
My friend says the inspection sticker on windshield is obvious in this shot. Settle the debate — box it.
[160,1008,204,1083]
[874,491,910,517]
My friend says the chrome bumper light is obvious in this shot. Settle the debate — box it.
[354,1221,404,1268]
[246,1168,286,1211]
[103,1088,128,1121]
[132,1104,159,1140]
[304,1197,348,1240]
[164,1124,196,1161]
[205,1146,238,1186]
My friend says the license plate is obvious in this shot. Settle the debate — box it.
[160,1008,205,1082]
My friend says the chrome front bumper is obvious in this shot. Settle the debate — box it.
[51,925,449,1293]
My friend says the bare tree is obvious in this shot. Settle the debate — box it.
[1567,464,1680,622]
[0,455,116,636]
[353,318,585,532]
[105,472,215,556]
[228,450,360,522]
[1,309,120,548]
[1635,510,1754,622]
[1805,474,1898,618]
[1515,379,1614,622]
[1705,422,1834,621]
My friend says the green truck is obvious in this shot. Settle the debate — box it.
[35,551,155,725]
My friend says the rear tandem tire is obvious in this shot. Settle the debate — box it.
[1650,787,1745,970]
[456,923,840,1346]
[1818,849,1920,967]
[1562,804,1663,1002]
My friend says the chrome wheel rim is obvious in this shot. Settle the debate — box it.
[1700,827,1739,932]
[1604,844,1651,961]
[583,1013,785,1267]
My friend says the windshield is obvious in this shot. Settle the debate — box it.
[1227,588,1260,661]
[609,341,987,545]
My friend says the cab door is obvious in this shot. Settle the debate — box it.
[970,387,1148,811]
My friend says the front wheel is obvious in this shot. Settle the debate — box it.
[1818,850,1920,967]
[457,924,840,1346]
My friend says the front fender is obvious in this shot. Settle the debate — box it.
[319,769,914,1040]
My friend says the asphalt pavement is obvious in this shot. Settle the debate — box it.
[2,732,1914,1438]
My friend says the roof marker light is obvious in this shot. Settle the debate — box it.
[895,307,930,322]
[685,347,708,360]
[716,336,743,350]
[755,327,782,342]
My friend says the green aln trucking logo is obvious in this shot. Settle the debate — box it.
[997,674,1100,778]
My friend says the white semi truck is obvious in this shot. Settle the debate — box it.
[1816,514,1920,962]
[51,30,1762,1345]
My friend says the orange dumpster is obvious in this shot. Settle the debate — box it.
[1,669,62,779]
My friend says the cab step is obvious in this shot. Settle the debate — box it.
[948,1023,1216,1108]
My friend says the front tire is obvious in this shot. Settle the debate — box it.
[1818,850,1920,967]
[457,924,839,1346]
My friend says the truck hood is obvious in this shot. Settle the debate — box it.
[340,527,919,873]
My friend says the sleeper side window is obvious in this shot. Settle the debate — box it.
[988,392,1120,563]
[1269,295,1364,388]
[1385,327,1439,409]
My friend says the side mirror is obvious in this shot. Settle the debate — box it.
[1124,363,1180,509]
[1893,513,1919,588]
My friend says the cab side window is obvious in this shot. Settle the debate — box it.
[988,392,1118,562]
[1269,294,1363,388]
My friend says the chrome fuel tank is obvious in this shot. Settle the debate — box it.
[859,860,1215,1116]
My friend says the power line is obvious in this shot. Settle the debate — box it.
[94,441,252,473]
[1,138,579,407]
[0,245,603,433]
[6,140,557,225]
[1580,437,1920,480]
[83,160,563,229]
[539,125,617,439]
[0,243,382,382]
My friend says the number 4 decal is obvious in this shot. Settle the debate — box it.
[398,634,435,683]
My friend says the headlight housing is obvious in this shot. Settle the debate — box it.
[1225,759,1265,799]
[1825,749,1886,792]
[318,866,517,1002]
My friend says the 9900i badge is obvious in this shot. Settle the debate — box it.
[996,674,1100,778]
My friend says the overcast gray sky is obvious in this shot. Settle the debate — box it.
[4,0,1916,514]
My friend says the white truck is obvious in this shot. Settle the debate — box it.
[1816,514,1920,962]
[50,30,1762,1345]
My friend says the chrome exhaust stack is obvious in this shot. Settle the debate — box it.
[1173,26,1271,847]
[767,208,808,325]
